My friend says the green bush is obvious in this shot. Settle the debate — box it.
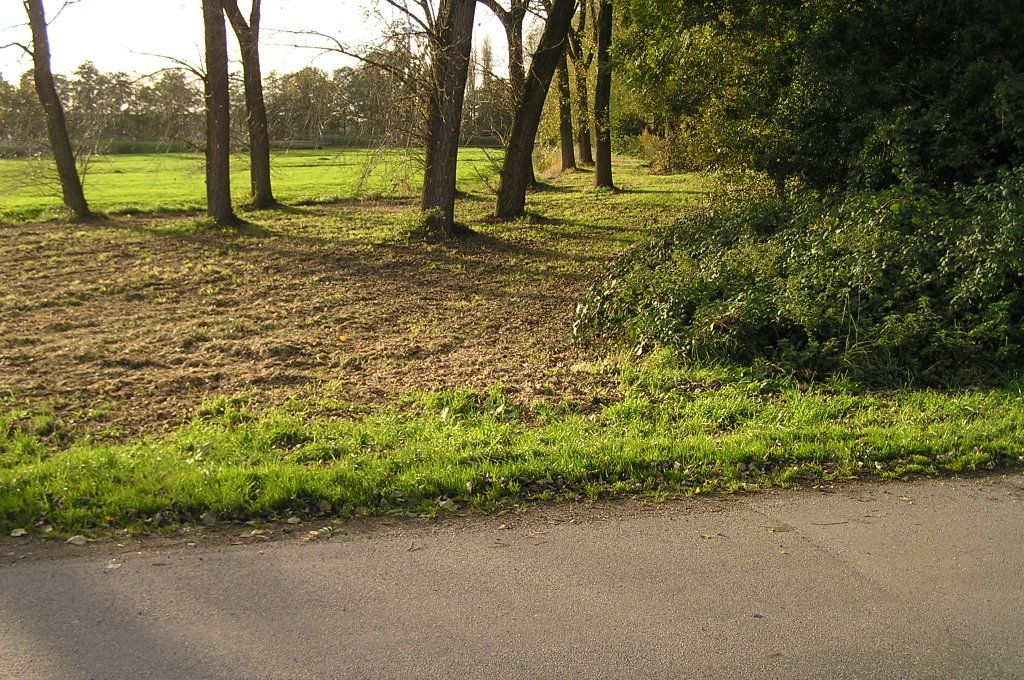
[575,169,1024,385]
[617,0,1024,192]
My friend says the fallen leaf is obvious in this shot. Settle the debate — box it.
[200,511,217,526]
[767,525,793,533]
[9,528,27,537]
[302,527,332,542]
[438,498,457,511]
[66,535,89,546]
[286,517,301,525]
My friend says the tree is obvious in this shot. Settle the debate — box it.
[64,61,135,154]
[478,0,540,184]
[567,0,594,164]
[134,70,205,150]
[294,1,476,236]
[477,0,531,107]
[462,37,512,143]
[21,0,90,219]
[494,0,577,218]
[0,71,47,152]
[556,52,576,171]
[223,0,276,208]
[265,67,340,144]
[202,0,236,224]
[421,0,477,236]
[593,0,614,188]
[336,45,421,145]
[615,0,1024,191]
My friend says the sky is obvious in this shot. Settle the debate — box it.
[0,0,510,82]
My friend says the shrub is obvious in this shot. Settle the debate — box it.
[575,169,1024,385]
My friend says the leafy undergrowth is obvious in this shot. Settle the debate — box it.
[2,351,1022,536]
[576,170,1024,385]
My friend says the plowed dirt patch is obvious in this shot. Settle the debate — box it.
[0,205,620,438]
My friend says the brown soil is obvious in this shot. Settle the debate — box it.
[0,202,622,439]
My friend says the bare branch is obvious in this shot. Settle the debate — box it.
[478,0,510,21]
[223,0,250,32]
[0,41,32,56]
[49,0,85,25]
[250,0,261,34]
[381,0,433,34]
[270,28,421,90]
[134,51,205,80]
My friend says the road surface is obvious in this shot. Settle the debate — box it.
[2,473,1023,679]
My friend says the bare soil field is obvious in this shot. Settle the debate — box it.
[0,199,629,439]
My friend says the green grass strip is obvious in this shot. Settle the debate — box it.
[3,360,1022,536]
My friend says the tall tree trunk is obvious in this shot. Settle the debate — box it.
[568,2,594,165]
[421,0,476,238]
[203,0,236,224]
[574,64,594,165]
[494,0,577,219]
[557,52,576,172]
[23,0,90,220]
[593,0,614,189]
[507,14,525,107]
[224,0,276,209]
[479,0,535,186]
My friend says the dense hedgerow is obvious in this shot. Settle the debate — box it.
[616,0,1024,193]
[575,170,1024,385]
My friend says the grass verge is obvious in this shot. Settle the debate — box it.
[3,350,1022,537]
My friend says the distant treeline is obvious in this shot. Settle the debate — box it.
[0,48,511,156]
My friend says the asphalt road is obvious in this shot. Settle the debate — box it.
[2,473,1023,679]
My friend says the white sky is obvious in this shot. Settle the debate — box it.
[0,0,509,82]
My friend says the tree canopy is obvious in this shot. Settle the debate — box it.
[617,0,1024,191]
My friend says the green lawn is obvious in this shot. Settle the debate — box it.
[0,148,504,219]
